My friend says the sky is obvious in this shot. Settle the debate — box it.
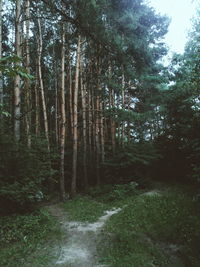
[148,0,198,54]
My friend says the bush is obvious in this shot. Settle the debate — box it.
[0,208,61,266]
[102,189,200,266]
[104,142,160,184]
[88,182,139,203]
[0,209,52,244]
[0,135,57,214]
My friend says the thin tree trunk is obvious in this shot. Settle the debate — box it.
[69,64,73,137]
[127,89,131,143]
[95,56,101,185]
[100,101,105,162]
[71,34,81,197]
[92,86,96,160]
[60,22,66,200]
[108,64,116,154]
[95,87,100,185]
[34,71,40,136]
[121,71,125,147]
[52,42,59,146]
[80,57,88,189]
[14,0,22,142]
[0,0,3,126]
[24,0,31,147]
[55,72,59,146]
[37,17,50,151]
[88,87,92,157]
[110,88,116,154]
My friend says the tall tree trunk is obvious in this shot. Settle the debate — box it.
[110,88,116,154]
[88,86,92,157]
[95,56,102,185]
[34,71,40,136]
[108,64,116,154]
[69,64,73,137]
[127,88,131,143]
[121,71,125,147]
[25,0,31,147]
[14,0,22,142]
[55,71,59,146]
[71,34,81,197]
[52,39,59,147]
[100,101,105,162]
[37,17,50,151]
[0,0,3,125]
[60,22,66,200]
[92,86,96,170]
[80,57,88,189]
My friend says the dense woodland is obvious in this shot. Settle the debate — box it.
[0,0,200,214]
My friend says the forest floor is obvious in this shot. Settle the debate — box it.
[1,182,200,266]
[46,188,185,267]
[47,204,121,266]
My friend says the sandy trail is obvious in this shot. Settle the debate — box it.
[48,204,121,267]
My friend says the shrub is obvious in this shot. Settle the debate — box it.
[0,135,57,214]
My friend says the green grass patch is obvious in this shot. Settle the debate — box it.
[87,182,140,205]
[99,187,200,267]
[62,183,140,223]
[61,195,111,222]
[0,208,61,266]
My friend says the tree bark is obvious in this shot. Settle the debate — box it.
[34,70,40,136]
[88,86,92,157]
[55,74,59,146]
[108,64,116,154]
[14,0,22,142]
[60,22,66,200]
[37,17,50,151]
[80,56,88,189]
[95,56,101,185]
[71,34,81,197]
[100,101,105,162]
[69,63,73,137]
[24,0,31,147]
[121,71,125,147]
[0,0,3,124]
[127,87,131,143]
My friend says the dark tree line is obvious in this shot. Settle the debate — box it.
[0,0,199,213]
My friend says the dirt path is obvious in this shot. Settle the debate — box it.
[48,204,121,267]
[47,190,186,267]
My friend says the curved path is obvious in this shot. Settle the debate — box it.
[48,204,121,267]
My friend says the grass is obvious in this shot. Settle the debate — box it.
[0,208,62,267]
[95,185,200,267]
[60,182,140,223]
[1,182,200,267]
[61,195,111,222]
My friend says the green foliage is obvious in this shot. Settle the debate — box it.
[100,188,200,266]
[88,182,140,204]
[1,209,52,244]
[0,55,34,79]
[0,208,61,267]
[61,195,110,222]
[109,182,138,200]
[0,135,58,214]
[104,142,160,184]
[0,104,11,117]
[155,54,200,183]
[155,11,200,184]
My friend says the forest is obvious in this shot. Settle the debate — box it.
[0,0,200,266]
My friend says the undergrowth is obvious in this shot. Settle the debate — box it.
[61,195,110,222]
[2,182,200,267]
[97,186,200,267]
[61,182,140,223]
[0,208,61,267]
